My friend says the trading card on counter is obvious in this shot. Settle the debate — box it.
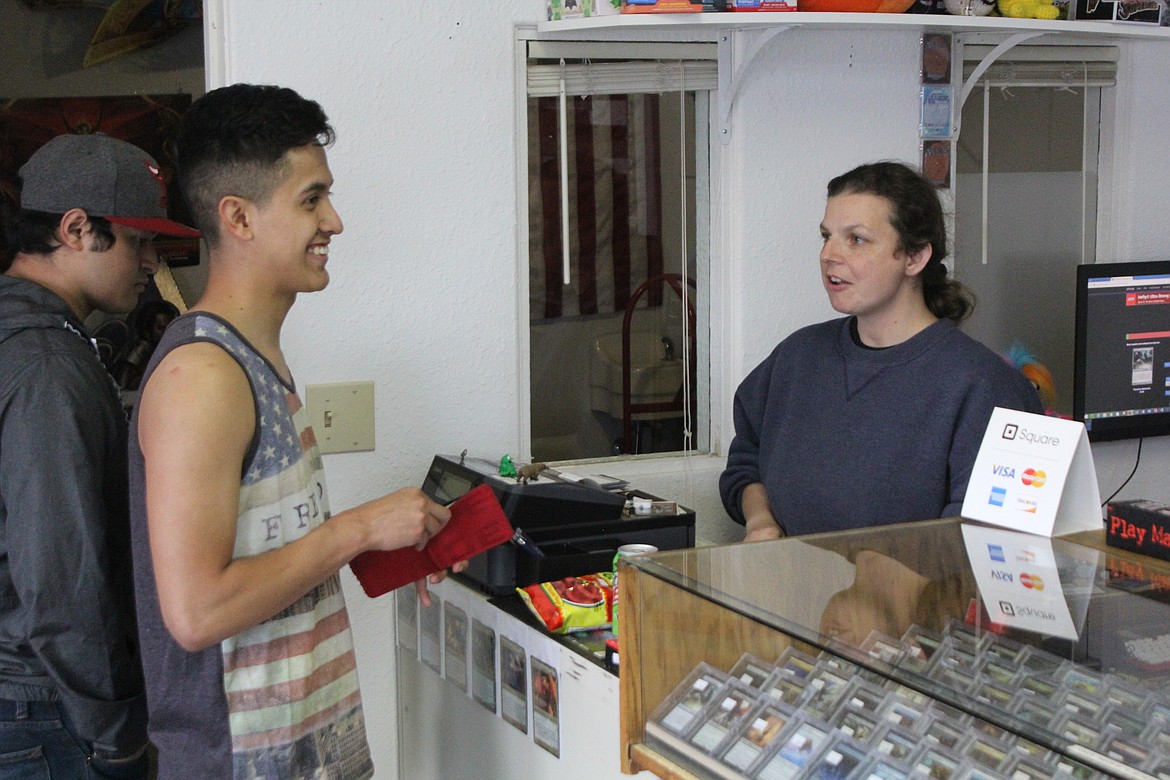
[932,665,977,696]
[883,698,928,732]
[749,717,832,780]
[1052,755,1104,779]
[1103,707,1146,739]
[980,660,1018,687]
[909,746,963,780]
[1016,645,1066,677]
[834,679,887,717]
[971,681,1013,710]
[968,718,1011,745]
[1057,690,1104,720]
[800,734,869,780]
[873,724,920,764]
[901,625,944,661]
[1059,714,1106,751]
[814,651,860,676]
[836,709,882,743]
[964,737,1010,773]
[1103,735,1151,768]
[925,698,972,727]
[729,653,777,690]
[418,592,443,674]
[856,756,912,780]
[718,700,794,774]
[395,589,418,655]
[774,646,817,681]
[859,631,906,667]
[685,682,758,755]
[1149,724,1170,756]
[1055,666,1107,697]
[1151,702,1170,740]
[1003,757,1059,780]
[443,601,469,692]
[885,682,931,708]
[648,663,729,736]
[498,634,528,734]
[761,674,807,708]
[981,638,1026,667]
[1104,680,1151,713]
[930,640,980,675]
[1010,693,1061,728]
[470,618,497,713]
[943,622,988,651]
[1017,674,1058,698]
[801,668,852,720]
[1007,736,1049,765]
[921,715,966,752]
[530,656,560,757]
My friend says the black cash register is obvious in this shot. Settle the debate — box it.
[421,453,695,594]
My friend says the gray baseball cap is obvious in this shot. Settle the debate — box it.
[19,132,200,238]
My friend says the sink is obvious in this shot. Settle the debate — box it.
[589,331,684,419]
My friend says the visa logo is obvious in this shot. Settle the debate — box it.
[991,570,1014,583]
[993,465,1016,478]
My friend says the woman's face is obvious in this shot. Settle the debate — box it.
[819,192,927,328]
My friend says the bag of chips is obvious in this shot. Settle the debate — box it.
[517,573,614,634]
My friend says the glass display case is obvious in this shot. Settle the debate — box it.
[617,518,1170,780]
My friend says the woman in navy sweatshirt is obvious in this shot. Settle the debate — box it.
[719,161,1043,541]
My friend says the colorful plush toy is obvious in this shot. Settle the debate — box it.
[1003,344,1059,413]
[998,0,1061,18]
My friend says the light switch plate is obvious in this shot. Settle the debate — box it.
[305,381,375,454]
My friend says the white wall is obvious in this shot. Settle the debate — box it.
[205,4,1170,777]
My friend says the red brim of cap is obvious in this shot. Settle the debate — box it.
[106,215,201,238]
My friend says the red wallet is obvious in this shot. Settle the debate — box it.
[349,483,513,598]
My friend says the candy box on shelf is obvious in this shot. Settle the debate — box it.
[729,0,798,9]
[622,0,705,12]
[547,0,621,20]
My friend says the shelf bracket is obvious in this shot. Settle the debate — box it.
[957,30,1047,115]
[718,26,792,145]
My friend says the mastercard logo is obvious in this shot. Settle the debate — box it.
[1021,468,1047,488]
[1020,572,1044,590]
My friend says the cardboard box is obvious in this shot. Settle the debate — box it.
[729,0,798,8]
[547,0,621,20]
[1068,0,1163,24]
[622,0,705,12]
[1105,499,1170,561]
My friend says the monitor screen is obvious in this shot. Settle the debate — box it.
[1074,260,1170,442]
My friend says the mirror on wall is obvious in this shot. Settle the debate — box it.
[527,88,709,462]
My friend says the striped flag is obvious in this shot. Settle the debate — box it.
[528,94,664,321]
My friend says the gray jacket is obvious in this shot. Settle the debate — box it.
[0,274,147,757]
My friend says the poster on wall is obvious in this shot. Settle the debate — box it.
[0,94,198,267]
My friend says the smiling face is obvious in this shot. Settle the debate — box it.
[246,144,343,295]
[819,192,933,345]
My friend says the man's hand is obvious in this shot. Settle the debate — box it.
[355,487,452,553]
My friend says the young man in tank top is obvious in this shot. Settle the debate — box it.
[128,84,457,779]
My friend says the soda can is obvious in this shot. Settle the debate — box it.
[611,543,658,637]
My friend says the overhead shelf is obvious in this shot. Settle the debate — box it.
[536,11,1170,41]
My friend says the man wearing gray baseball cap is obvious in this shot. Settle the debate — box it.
[0,131,198,778]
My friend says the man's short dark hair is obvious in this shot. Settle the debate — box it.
[0,200,116,273]
[176,84,335,247]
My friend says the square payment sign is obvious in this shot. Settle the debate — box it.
[961,408,1101,537]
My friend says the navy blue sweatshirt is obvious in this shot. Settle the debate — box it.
[720,317,1044,536]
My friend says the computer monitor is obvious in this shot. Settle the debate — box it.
[1074,260,1170,442]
